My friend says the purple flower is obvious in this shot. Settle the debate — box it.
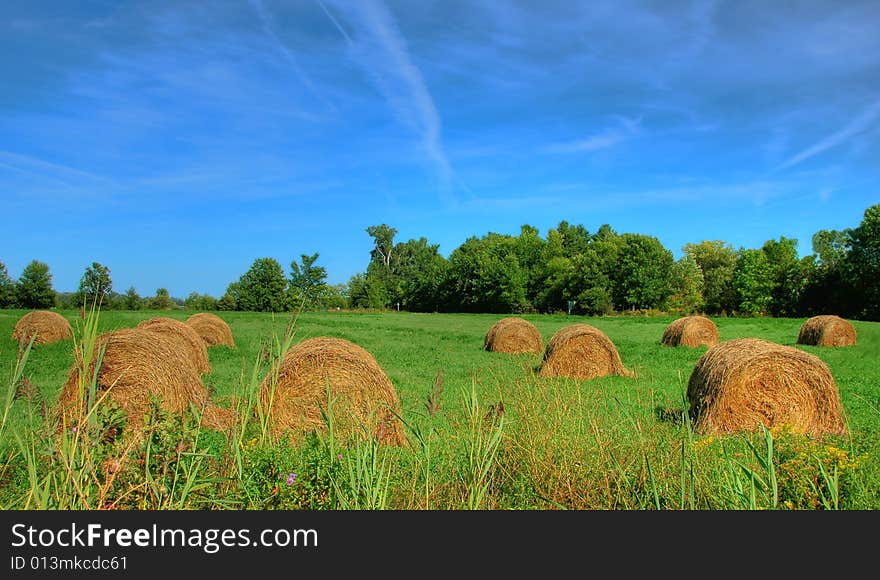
[286,473,296,485]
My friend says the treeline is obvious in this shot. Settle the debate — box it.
[344,204,879,321]
[0,259,194,311]
[2,204,877,321]
[0,254,348,314]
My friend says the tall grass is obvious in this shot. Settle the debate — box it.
[1,335,34,445]
[14,300,110,509]
[0,309,877,510]
[4,303,229,509]
[718,425,778,510]
[461,380,505,510]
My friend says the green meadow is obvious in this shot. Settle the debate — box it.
[1,308,878,510]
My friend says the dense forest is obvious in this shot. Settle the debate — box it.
[2,204,878,321]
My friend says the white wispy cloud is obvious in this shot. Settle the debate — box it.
[461,195,564,212]
[0,150,113,188]
[315,0,352,46]
[320,0,456,203]
[539,178,793,209]
[541,116,641,154]
[248,0,333,111]
[776,98,880,171]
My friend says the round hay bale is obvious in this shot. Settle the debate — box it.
[686,338,848,437]
[661,315,719,348]
[55,328,225,433]
[538,324,634,379]
[12,310,73,346]
[484,317,543,354]
[796,315,857,347]
[261,336,406,446]
[137,316,212,374]
[185,313,235,348]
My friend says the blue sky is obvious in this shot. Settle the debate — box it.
[2,0,879,298]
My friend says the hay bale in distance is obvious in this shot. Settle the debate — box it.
[12,310,73,346]
[56,327,225,433]
[137,316,212,374]
[539,324,634,380]
[661,315,719,348]
[185,313,235,348]
[484,317,543,354]
[260,336,406,446]
[796,315,857,347]
[686,338,848,437]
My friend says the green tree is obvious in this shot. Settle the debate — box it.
[761,237,803,316]
[289,253,328,309]
[366,224,398,269]
[733,249,773,315]
[444,234,528,313]
[801,229,853,316]
[667,255,705,314]
[323,283,349,310]
[78,261,112,307]
[557,220,591,257]
[146,288,176,310]
[362,226,450,311]
[683,241,737,313]
[217,282,240,311]
[513,224,546,306]
[569,250,615,315]
[55,292,80,310]
[347,273,369,309]
[121,286,141,310]
[532,228,570,312]
[537,227,621,315]
[365,274,390,309]
[393,237,448,312]
[611,234,674,310]
[185,292,218,311]
[812,229,851,269]
[17,260,55,309]
[123,286,142,310]
[237,257,289,312]
[363,224,399,306]
[846,204,880,320]
[348,271,389,309]
[103,291,127,310]
[0,261,17,308]
[534,255,573,313]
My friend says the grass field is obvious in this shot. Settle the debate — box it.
[1,308,878,510]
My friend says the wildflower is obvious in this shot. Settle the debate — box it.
[286,473,296,485]
[337,454,343,461]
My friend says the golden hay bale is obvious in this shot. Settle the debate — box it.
[12,310,73,346]
[686,338,848,437]
[55,328,226,433]
[185,313,235,348]
[260,336,406,446]
[796,315,857,347]
[661,315,719,348]
[137,316,212,374]
[484,317,543,354]
[539,324,634,379]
